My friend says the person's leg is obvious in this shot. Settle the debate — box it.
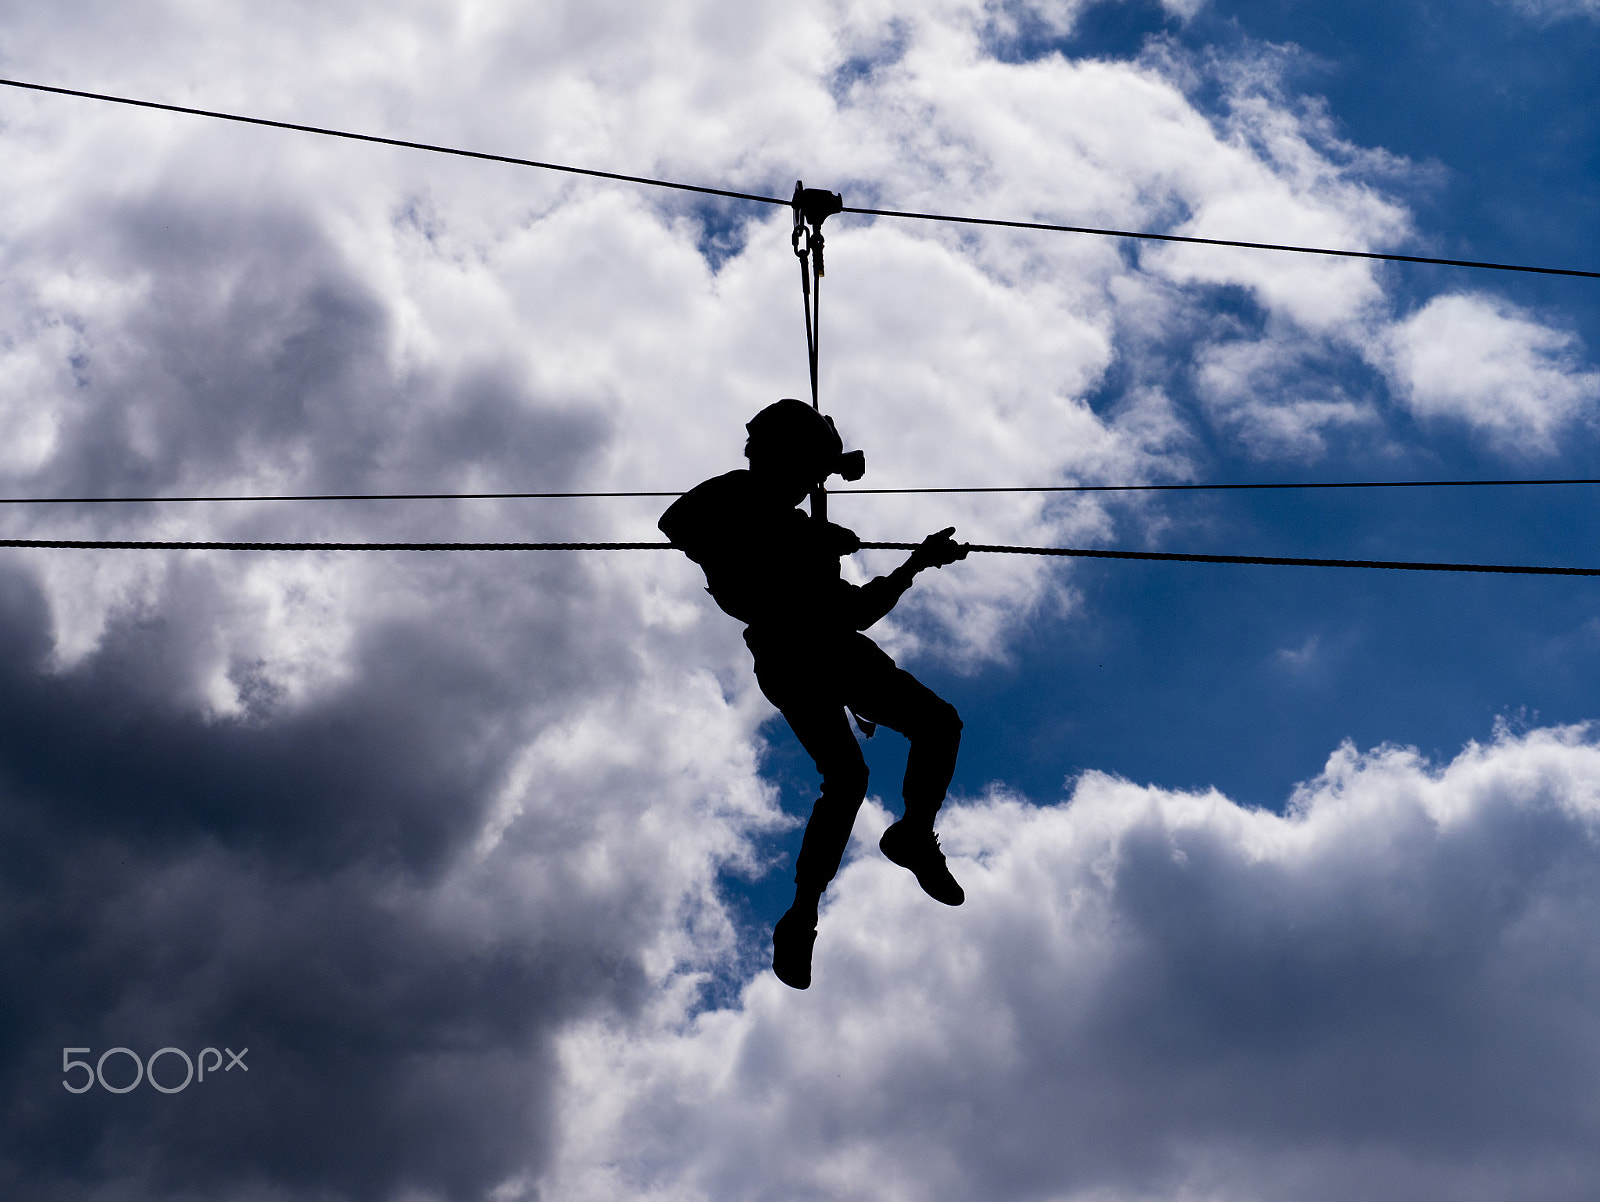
[842,637,963,826]
[843,638,966,905]
[782,697,871,901]
[892,685,962,831]
[753,650,870,988]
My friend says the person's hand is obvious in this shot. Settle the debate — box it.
[824,522,861,555]
[907,527,967,572]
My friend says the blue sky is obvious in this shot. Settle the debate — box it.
[3,1,1600,1199]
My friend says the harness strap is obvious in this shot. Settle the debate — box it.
[792,181,843,522]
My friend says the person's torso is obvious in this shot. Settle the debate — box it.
[659,470,858,632]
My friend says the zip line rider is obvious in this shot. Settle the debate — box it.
[659,398,969,990]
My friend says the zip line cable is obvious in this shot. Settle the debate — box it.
[839,204,1600,280]
[3,77,1597,282]
[4,476,1600,505]
[3,535,1599,577]
[0,79,777,207]
[0,490,687,504]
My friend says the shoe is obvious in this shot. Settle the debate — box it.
[772,907,818,989]
[879,821,965,906]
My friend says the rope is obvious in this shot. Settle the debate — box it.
[5,535,1599,576]
[2,77,1594,281]
[859,542,1600,576]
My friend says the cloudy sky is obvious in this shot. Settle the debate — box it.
[2,1,1600,1198]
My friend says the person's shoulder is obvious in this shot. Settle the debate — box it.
[662,470,753,521]
[687,470,756,502]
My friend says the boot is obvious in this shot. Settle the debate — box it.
[879,820,965,906]
[772,896,820,989]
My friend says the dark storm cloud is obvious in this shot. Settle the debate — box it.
[12,197,388,497]
[0,547,656,1201]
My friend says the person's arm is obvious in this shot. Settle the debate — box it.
[851,527,967,629]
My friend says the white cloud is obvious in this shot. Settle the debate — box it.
[1274,632,1319,668]
[1195,334,1377,458]
[1383,293,1600,454]
[543,723,1600,1201]
[1502,0,1600,22]
[1129,58,1412,336]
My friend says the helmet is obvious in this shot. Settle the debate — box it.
[745,399,864,480]
[745,399,840,464]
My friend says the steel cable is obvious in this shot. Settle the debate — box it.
[5,477,1600,505]
[2,77,1595,280]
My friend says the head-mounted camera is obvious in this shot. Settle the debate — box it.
[820,415,865,480]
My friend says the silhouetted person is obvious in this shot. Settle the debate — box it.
[659,399,968,989]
